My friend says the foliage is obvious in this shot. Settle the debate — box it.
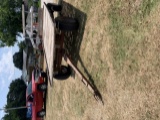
[13,48,23,70]
[0,0,22,46]
[28,0,40,8]
[18,41,26,51]
[2,78,27,120]
[0,40,6,47]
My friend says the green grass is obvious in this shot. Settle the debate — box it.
[139,0,159,17]
[44,0,160,120]
[70,90,87,116]
[108,0,159,72]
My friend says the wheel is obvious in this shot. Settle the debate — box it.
[41,71,47,78]
[55,16,79,31]
[47,3,62,12]
[33,30,37,34]
[33,33,36,38]
[54,65,71,80]
[33,31,37,38]
[38,83,47,91]
[37,109,46,117]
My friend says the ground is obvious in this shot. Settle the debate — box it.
[42,0,160,120]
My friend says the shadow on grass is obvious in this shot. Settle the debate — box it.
[59,1,104,104]
[61,2,95,84]
[60,1,86,65]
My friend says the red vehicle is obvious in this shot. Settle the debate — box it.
[26,68,47,120]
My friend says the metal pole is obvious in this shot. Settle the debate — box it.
[0,106,28,111]
[22,3,25,37]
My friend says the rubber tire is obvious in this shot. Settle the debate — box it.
[38,83,47,91]
[41,71,47,78]
[55,16,79,31]
[37,109,46,117]
[33,30,37,34]
[54,65,71,80]
[47,3,62,12]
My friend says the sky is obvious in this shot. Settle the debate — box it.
[0,41,22,119]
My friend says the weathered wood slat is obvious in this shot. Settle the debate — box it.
[22,4,25,36]
[42,4,55,84]
[38,8,43,37]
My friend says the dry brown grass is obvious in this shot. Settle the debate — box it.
[43,0,160,120]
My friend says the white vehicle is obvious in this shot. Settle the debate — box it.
[22,4,42,50]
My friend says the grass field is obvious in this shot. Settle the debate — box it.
[44,0,160,120]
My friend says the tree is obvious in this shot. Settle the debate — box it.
[2,78,27,120]
[18,41,26,51]
[0,0,23,46]
[0,40,6,47]
[13,49,23,70]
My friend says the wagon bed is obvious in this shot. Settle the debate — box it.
[39,2,103,104]
[41,3,55,84]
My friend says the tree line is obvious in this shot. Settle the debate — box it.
[0,0,22,47]
[0,0,28,119]
[1,79,28,120]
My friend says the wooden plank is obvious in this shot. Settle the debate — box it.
[22,4,25,36]
[38,8,43,37]
[31,10,33,37]
[42,4,55,84]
